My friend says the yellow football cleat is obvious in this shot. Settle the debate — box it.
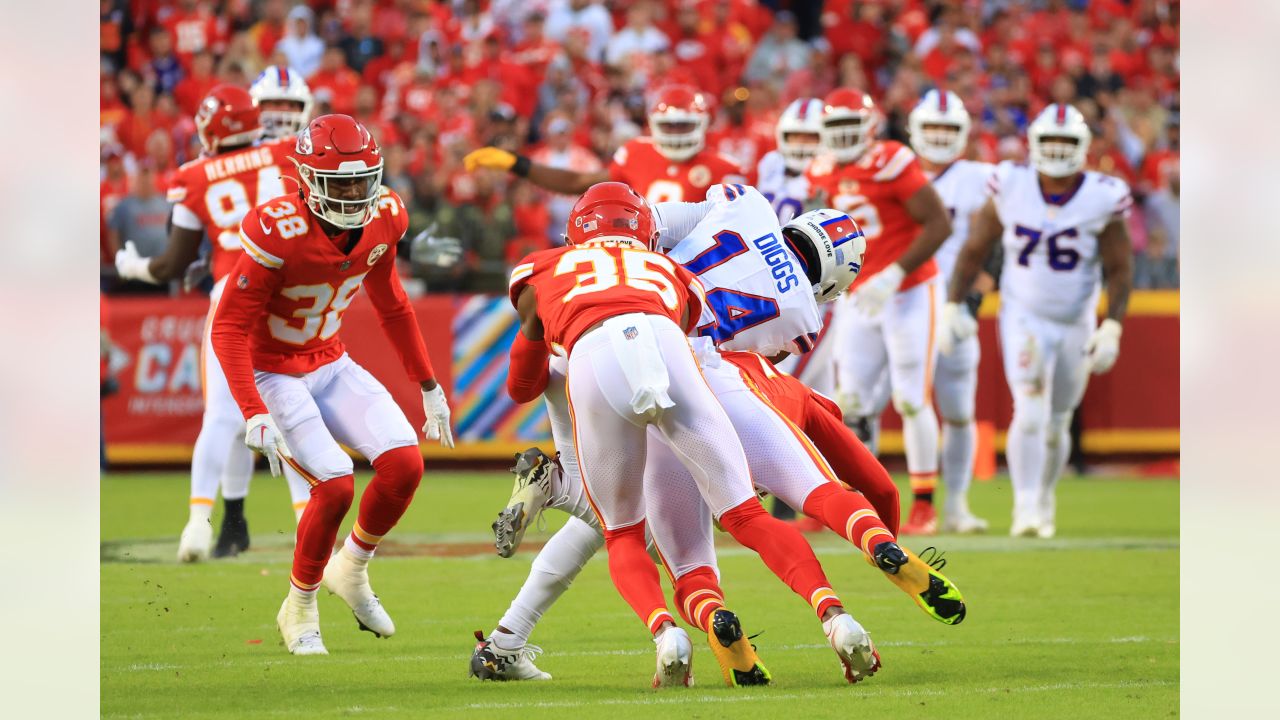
[872,542,967,625]
[707,609,771,687]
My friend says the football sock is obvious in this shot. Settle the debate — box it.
[187,498,213,524]
[900,402,940,505]
[802,483,896,561]
[1007,393,1049,520]
[497,515,603,645]
[909,474,937,506]
[291,474,354,588]
[941,419,977,518]
[717,498,841,619]
[802,404,900,535]
[672,566,726,633]
[222,497,245,523]
[602,520,674,635]
[347,445,424,555]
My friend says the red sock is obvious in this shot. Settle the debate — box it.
[291,475,355,590]
[673,566,725,633]
[718,498,842,619]
[349,446,423,552]
[603,521,674,635]
[803,483,897,560]
[802,400,901,535]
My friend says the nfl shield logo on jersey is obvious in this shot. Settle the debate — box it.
[623,326,639,340]
[236,274,249,290]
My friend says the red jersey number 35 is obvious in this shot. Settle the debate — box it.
[554,248,680,310]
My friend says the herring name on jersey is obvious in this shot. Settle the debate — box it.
[609,136,750,205]
[806,140,934,291]
[755,149,810,224]
[990,162,1133,324]
[232,186,410,373]
[928,159,995,282]
[167,137,298,282]
[666,184,822,356]
[508,243,704,356]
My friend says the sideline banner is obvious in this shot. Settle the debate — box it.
[103,291,1179,463]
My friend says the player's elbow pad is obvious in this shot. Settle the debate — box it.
[507,332,550,403]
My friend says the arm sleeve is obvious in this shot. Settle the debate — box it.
[652,199,714,249]
[507,332,551,403]
[363,246,436,383]
[209,255,281,419]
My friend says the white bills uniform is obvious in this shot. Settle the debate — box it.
[990,161,1132,523]
[755,150,810,225]
[930,159,994,424]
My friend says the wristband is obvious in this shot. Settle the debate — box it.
[512,154,532,178]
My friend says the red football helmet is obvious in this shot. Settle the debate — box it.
[647,84,710,162]
[195,85,262,155]
[821,88,878,163]
[292,114,384,229]
[565,182,658,250]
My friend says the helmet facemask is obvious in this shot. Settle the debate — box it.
[259,99,310,139]
[649,111,708,161]
[821,113,873,163]
[298,161,384,229]
[778,130,821,173]
[912,122,967,164]
[1030,133,1089,178]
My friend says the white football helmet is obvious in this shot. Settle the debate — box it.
[776,98,824,173]
[782,209,866,304]
[250,66,314,139]
[907,89,971,165]
[1028,103,1092,178]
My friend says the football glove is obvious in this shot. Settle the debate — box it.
[244,414,292,477]
[422,385,455,448]
[115,240,158,284]
[938,302,979,356]
[852,263,905,317]
[464,147,517,172]
[1085,319,1122,374]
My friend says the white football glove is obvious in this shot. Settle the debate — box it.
[1085,319,1123,374]
[852,263,905,317]
[114,240,159,284]
[422,385,455,448]
[244,413,292,477]
[938,302,979,357]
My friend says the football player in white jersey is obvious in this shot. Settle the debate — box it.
[757,98,822,225]
[941,104,1133,538]
[249,65,314,141]
[906,90,993,534]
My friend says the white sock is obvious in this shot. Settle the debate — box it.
[491,629,524,650]
[1040,411,1073,524]
[495,516,604,644]
[899,402,940,477]
[188,501,213,524]
[1006,395,1049,520]
[342,535,375,562]
[288,583,318,603]
[941,420,976,517]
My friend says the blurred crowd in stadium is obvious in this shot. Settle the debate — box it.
[100,0,1180,295]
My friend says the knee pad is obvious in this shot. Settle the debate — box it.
[371,445,424,497]
[892,394,921,418]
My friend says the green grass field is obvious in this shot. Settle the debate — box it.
[102,470,1178,719]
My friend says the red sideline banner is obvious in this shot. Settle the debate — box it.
[103,291,1179,463]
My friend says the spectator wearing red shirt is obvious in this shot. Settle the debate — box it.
[470,32,537,119]
[510,11,560,86]
[309,47,362,116]
[1139,115,1179,196]
[171,50,218,117]
[823,0,887,74]
[248,0,288,65]
[163,0,226,71]
[116,83,165,158]
[100,74,129,137]
[666,2,722,96]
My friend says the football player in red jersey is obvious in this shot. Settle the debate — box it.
[114,85,312,562]
[463,85,750,203]
[210,115,455,656]
[806,88,954,536]
[506,182,874,687]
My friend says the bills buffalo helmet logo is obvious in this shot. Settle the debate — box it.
[623,326,639,340]
[367,243,389,266]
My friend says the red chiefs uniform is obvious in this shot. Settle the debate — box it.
[167,138,298,282]
[508,243,704,355]
[608,137,752,204]
[806,140,933,291]
[211,187,432,418]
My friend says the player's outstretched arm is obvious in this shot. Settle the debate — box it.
[899,182,954,275]
[463,146,609,195]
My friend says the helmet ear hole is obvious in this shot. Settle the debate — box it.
[781,226,823,286]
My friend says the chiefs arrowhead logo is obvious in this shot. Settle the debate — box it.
[367,243,388,266]
[296,126,313,155]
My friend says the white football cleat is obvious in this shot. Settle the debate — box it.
[1036,523,1057,539]
[277,595,328,655]
[468,631,553,681]
[323,547,395,638]
[652,626,694,688]
[941,511,989,534]
[1010,512,1042,538]
[177,517,213,563]
[823,613,881,684]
